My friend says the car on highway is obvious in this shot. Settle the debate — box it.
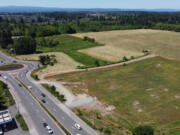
[74,123,82,130]
[18,83,22,87]
[41,99,46,103]
[12,60,17,63]
[41,93,46,97]
[28,86,32,89]
[43,123,53,134]
[0,127,3,135]
[3,76,7,80]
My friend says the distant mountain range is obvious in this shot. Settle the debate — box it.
[0,6,180,13]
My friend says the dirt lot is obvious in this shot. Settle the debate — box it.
[73,29,180,61]
[16,52,82,78]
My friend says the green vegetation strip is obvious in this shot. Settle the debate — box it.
[42,84,66,102]
[0,64,24,71]
[37,34,112,68]
[0,81,15,106]
[15,114,29,131]
[15,77,70,135]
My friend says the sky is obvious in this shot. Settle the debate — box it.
[0,0,180,9]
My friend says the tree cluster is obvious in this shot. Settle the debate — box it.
[14,37,36,54]
[39,55,57,66]
[133,125,154,135]
[0,29,12,49]
[83,36,95,43]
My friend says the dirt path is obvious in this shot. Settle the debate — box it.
[46,54,156,78]
[35,80,94,108]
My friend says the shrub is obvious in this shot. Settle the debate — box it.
[123,56,128,62]
[31,74,39,81]
[15,114,29,131]
[104,128,111,135]
[133,125,154,135]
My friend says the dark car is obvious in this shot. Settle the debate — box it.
[43,122,48,127]
[43,122,53,134]
[18,84,22,87]
[41,99,46,103]
[41,93,46,97]
[13,60,17,63]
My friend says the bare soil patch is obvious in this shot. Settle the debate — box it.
[16,52,82,79]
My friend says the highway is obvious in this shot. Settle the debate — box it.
[0,51,98,135]
[3,73,65,135]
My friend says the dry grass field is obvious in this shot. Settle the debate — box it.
[16,52,82,78]
[60,57,180,135]
[74,29,180,61]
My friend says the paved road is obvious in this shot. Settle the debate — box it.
[18,71,94,135]
[0,51,98,135]
[2,73,65,135]
[0,52,65,135]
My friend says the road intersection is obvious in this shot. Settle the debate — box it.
[0,51,98,135]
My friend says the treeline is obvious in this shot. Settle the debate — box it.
[1,11,180,55]
[1,11,180,38]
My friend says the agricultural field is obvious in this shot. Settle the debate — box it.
[73,29,180,61]
[16,52,82,78]
[59,57,180,135]
[37,34,112,68]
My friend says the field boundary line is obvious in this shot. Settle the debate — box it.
[45,54,156,79]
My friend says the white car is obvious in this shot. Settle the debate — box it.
[46,125,53,134]
[43,123,53,134]
[74,123,81,130]
[3,76,7,80]
[0,127,3,135]
[28,86,32,89]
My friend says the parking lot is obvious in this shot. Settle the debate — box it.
[3,106,30,135]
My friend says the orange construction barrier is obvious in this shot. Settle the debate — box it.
[82,109,133,135]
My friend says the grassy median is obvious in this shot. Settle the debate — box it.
[0,64,23,71]
[15,114,29,131]
[15,77,70,135]
[42,84,66,102]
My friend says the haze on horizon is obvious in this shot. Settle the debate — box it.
[0,0,180,9]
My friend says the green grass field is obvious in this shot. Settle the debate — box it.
[59,57,180,134]
[37,34,112,67]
